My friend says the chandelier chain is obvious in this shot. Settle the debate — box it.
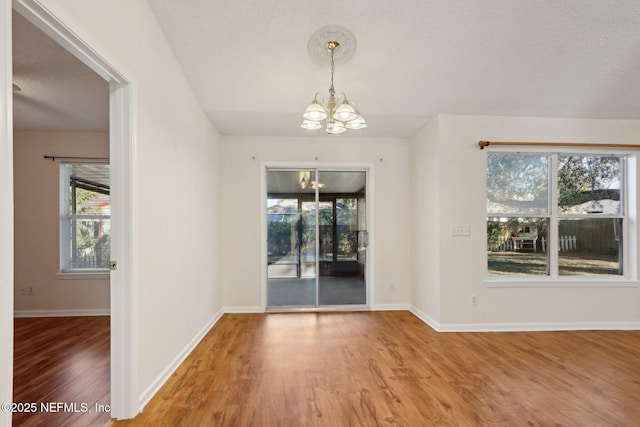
[329,45,335,96]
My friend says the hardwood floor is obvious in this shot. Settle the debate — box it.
[13,316,111,427]
[114,311,640,426]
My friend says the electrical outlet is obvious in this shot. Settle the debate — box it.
[471,295,479,306]
[19,286,34,296]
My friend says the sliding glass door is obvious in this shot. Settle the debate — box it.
[317,171,366,306]
[266,169,367,309]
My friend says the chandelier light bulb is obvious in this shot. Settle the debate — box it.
[303,94,328,121]
[326,119,346,135]
[345,115,367,130]
[301,119,322,130]
[333,96,358,122]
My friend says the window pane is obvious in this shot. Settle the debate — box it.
[318,201,333,262]
[487,217,549,275]
[558,155,621,214]
[300,201,317,277]
[266,198,318,279]
[487,154,549,214]
[267,198,298,277]
[336,198,357,261]
[558,218,622,276]
[61,163,110,271]
[67,218,110,269]
[67,163,110,214]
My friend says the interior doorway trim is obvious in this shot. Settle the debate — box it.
[10,0,138,419]
[0,3,16,424]
[260,161,376,311]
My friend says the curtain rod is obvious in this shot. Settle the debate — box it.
[44,155,109,161]
[478,141,640,150]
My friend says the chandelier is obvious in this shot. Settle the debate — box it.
[301,40,367,134]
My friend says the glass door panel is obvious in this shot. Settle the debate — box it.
[318,171,366,306]
[318,200,334,278]
[300,201,318,279]
[267,170,317,307]
[357,193,367,266]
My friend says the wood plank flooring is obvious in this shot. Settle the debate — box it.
[13,316,111,427]
[114,311,640,426]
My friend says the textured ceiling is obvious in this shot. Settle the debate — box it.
[12,11,109,132]
[12,1,640,138]
[147,0,640,138]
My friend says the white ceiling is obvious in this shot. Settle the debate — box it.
[12,1,640,138]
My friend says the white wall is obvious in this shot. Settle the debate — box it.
[409,117,441,325]
[30,0,224,414]
[411,114,640,330]
[14,131,110,315]
[221,136,411,311]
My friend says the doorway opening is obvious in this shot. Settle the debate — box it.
[11,7,112,426]
[9,0,136,420]
[266,169,368,309]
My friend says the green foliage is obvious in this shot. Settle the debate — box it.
[337,228,356,256]
[268,221,293,256]
[558,156,620,208]
[72,220,110,269]
[71,187,110,269]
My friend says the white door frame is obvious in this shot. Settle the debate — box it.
[6,0,138,419]
[260,161,375,311]
[0,2,16,425]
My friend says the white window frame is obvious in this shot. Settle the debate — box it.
[485,148,638,288]
[59,162,110,275]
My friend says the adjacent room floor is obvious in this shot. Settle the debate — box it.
[13,316,111,427]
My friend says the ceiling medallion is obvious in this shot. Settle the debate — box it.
[307,25,357,65]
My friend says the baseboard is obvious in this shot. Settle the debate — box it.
[409,305,441,331]
[14,308,110,318]
[138,307,224,411]
[224,306,264,313]
[436,321,640,332]
[374,304,410,311]
[407,306,640,332]
[224,305,413,313]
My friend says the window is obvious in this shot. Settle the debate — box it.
[487,152,626,278]
[60,163,110,272]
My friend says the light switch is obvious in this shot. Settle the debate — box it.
[450,224,471,236]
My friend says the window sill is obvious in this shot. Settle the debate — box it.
[484,276,639,288]
[56,271,110,280]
